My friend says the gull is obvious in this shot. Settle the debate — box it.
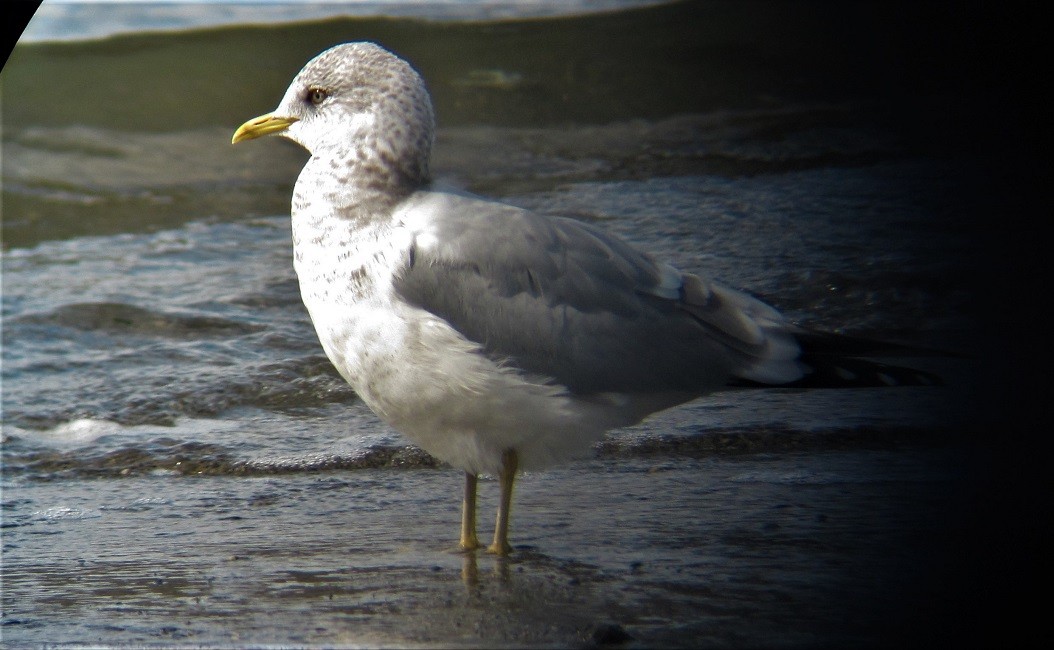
[233,42,936,555]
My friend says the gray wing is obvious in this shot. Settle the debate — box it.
[391,188,803,394]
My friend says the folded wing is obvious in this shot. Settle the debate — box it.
[391,189,805,395]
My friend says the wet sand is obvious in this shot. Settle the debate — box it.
[4,438,986,648]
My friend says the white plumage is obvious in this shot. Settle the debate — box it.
[232,42,906,555]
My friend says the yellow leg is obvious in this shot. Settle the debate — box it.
[487,448,518,556]
[459,471,482,552]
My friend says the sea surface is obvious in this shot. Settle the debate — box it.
[0,1,1014,647]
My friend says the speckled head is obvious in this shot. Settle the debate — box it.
[234,42,436,188]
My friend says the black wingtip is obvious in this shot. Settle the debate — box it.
[732,329,951,389]
[792,356,944,388]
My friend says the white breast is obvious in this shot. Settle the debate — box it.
[289,209,628,475]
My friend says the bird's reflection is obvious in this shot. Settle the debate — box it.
[460,551,512,588]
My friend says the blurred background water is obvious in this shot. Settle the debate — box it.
[0,1,1038,647]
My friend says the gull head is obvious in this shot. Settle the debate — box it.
[233,42,435,187]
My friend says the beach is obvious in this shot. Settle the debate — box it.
[2,1,1032,646]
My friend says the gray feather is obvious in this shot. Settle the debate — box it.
[392,188,791,393]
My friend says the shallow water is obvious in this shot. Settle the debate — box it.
[2,1,1002,647]
[5,447,980,647]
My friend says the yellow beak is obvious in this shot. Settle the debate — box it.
[231,113,299,144]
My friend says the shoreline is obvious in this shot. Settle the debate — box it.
[3,440,986,647]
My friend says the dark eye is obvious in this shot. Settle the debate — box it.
[307,87,328,105]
